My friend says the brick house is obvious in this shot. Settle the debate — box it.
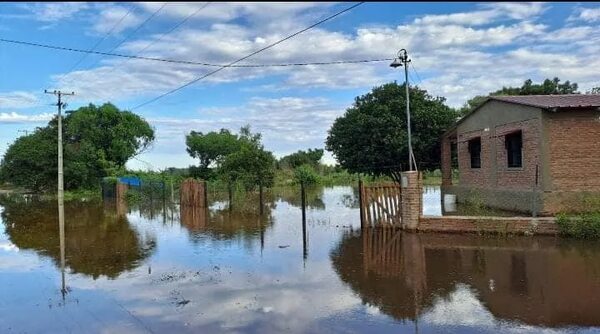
[440,95,600,215]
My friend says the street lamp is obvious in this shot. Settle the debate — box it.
[390,49,417,171]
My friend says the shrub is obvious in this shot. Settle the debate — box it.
[556,212,600,239]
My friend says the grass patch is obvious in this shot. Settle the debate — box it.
[556,212,600,239]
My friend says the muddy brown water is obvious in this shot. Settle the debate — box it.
[1,186,600,333]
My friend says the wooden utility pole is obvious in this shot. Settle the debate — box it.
[44,89,74,295]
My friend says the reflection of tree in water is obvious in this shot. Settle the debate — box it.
[340,187,360,209]
[331,230,600,327]
[0,197,156,279]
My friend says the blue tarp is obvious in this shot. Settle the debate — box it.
[118,176,142,187]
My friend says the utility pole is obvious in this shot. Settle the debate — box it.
[390,49,417,171]
[17,129,30,136]
[44,89,74,296]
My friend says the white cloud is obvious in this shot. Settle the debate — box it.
[414,2,546,26]
[570,7,600,23]
[0,112,53,123]
[92,5,143,35]
[129,96,344,169]
[39,1,600,166]
[0,92,40,109]
[20,3,89,23]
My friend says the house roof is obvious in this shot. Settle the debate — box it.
[442,94,600,139]
[489,94,600,109]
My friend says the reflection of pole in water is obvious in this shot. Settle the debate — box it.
[259,217,265,256]
[301,181,308,263]
[59,196,67,299]
[301,182,306,222]
[302,218,308,264]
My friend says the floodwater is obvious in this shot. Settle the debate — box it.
[1,186,600,333]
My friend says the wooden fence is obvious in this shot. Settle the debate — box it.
[180,178,208,208]
[359,181,402,228]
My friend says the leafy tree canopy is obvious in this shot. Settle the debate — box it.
[587,87,600,95]
[0,103,154,191]
[186,125,275,190]
[278,148,324,169]
[326,82,457,182]
[459,77,580,115]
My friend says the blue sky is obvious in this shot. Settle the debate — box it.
[0,2,599,170]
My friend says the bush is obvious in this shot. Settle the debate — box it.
[294,164,319,185]
[556,212,600,239]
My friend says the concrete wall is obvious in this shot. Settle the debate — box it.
[442,185,544,215]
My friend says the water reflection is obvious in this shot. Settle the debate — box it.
[3,187,600,333]
[332,229,600,328]
[0,197,156,279]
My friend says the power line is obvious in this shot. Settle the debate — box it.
[132,2,366,110]
[126,2,211,60]
[105,2,168,55]
[0,37,390,68]
[66,3,135,72]
[411,63,424,85]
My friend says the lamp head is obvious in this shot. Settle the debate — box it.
[389,58,403,68]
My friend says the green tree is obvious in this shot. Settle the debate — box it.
[279,148,324,169]
[0,103,154,191]
[459,77,580,115]
[218,127,275,191]
[185,129,241,179]
[326,82,457,183]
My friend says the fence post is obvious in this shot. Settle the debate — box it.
[228,182,233,211]
[170,179,175,203]
[358,179,365,229]
[202,180,208,209]
[400,171,423,230]
[259,184,264,215]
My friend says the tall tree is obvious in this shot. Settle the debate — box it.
[218,126,275,190]
[278,148,324,169]
[185,129,242,179]
[0,103,154,191]
[326,82,457,183]
[459,77,580,115]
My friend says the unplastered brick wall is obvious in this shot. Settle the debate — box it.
[419,216,559,235]
[494,119,540,191]
[457,129,488,188]
[547,111,600,192]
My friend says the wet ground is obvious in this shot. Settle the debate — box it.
[1,186,600,333]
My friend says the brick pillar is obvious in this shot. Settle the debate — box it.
[401,171,423,230]
[441,135,452,186]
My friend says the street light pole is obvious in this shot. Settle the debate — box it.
[390,49,417,171]
[44,89,74,296]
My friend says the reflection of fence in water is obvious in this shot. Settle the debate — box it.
[362,228,404,277]
[360,183,402,228]
[180,205,208,231]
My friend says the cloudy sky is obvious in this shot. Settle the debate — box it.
[0,2,599,169]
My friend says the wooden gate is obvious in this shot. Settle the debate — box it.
[359,181,402,228]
